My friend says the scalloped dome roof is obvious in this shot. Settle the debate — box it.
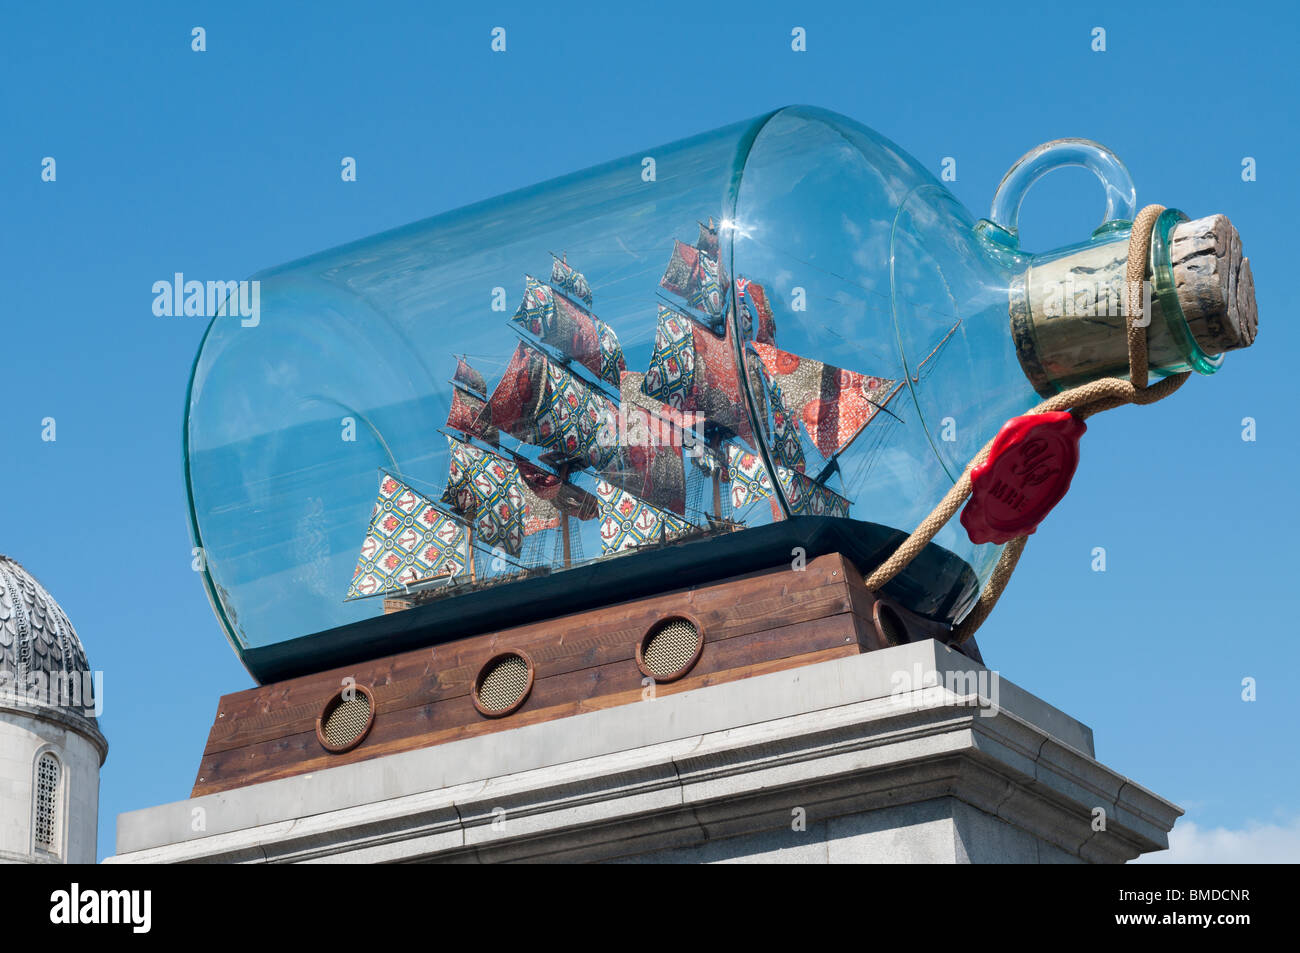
[0,554,97,727]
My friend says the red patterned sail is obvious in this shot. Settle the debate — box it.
[511,275,626,387]
[751,342,901,458]
[736,277,776,346]
[446,386,499,446]
[453,356,488,396]
[485,341,548,443]
[615,371,689,515]
[660,241,724,319]
[641,306,752,445]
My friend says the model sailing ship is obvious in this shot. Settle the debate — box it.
[344,219,921,607]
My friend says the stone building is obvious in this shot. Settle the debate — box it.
[0,555,106,864]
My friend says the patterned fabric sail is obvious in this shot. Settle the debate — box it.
[660,240,723,318]
[696,221,719,258]
[736,277,776,346]
[594,480,693,555]
[762,366,805,473]
[453,357,488,397]
[486,341,547,442]
[511,275,625,387]
[446,386,499,445]
[616,371,688,514]
[751,342,900,458]
[535,360,621,470]
[550,255,593,307]
[488,342,623,472]
[346,473,468,600]
[726,444,850,519]
[641,306,751,443]
[441,436,527,557]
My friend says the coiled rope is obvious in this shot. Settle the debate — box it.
[864,205,1190,644]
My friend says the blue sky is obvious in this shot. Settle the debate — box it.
[1,1,1296,862]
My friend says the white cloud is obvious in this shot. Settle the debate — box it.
[1137,816,1300,863]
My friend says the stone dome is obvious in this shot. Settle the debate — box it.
[0,554,98,729]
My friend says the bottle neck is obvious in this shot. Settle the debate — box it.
[1008,211,1250,396]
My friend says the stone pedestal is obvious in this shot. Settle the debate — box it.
[107,641,1180,864]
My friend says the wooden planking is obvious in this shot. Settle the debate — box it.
[196,612,859,791]
[202,582,853,755]
[203,554,854,754]
[192,552,887,796]
[193,622,860,796]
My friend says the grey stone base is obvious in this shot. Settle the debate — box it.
[612,798,1084,864]
[107,641,1181,864]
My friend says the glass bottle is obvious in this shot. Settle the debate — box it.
[185,106,1243,679]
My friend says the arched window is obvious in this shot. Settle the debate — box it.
[34,752,60,854]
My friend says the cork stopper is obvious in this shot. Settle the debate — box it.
[1008,212,1259,396]
[1170,214,1257,353]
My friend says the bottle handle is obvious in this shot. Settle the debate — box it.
[987,138,1137,249]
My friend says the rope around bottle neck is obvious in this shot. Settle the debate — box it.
[864,204,1190,644]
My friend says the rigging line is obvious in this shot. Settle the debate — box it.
[855,421,890,490]
[839,410,890,493]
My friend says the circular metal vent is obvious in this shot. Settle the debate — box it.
[637,615,704,682]
[874,601,908,647]
[317,685,375,753]
[473,652,534,717]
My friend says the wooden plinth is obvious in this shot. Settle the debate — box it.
[193,553,963,797]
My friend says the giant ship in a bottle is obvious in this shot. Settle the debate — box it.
[343,219,949,611]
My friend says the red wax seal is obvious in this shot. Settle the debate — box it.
[960,411,1087,545]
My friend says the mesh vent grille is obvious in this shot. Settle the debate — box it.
[478,654,530,713]
[35,753,58,850]
[876,604,907,646]
[642,618,701,679]
[322,693,372,748]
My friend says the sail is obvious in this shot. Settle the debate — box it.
[453,356,488,397]
[616,371,688,514]
[487,341,621,471]
[535,359,622,470]
[511,275,626,387]
[761,365,806,473]
[751,342,900,458]
[441,435,529,557]
[736,277,776,346]
[550,254,593,307]
[641,306,752,444]
[660,239,723,319]
[696,220,719,258]
[486,340,548,444]
[345,472,469,600]
[726,444,850,519]
[593,479,694,555]
[446,385,499,446]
